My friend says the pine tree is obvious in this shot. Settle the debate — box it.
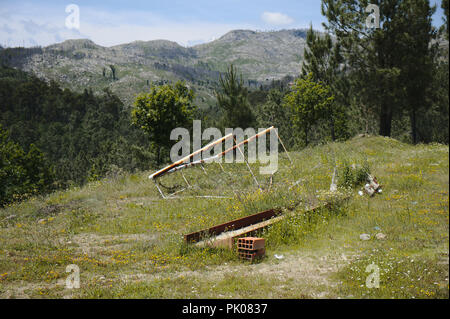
[256,89,294,148]
[215,65,254,129]
[302,24,349,141]
[109,65,116,80]
[397,0,437,143]
[441,0,449,40]
[322,0,437,140]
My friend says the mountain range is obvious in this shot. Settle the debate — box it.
[0,29,310,107]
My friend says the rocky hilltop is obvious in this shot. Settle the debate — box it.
[0,29,309,106]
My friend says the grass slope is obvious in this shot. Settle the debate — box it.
[0,136,448,299]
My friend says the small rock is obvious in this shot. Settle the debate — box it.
[274,254,284,260]
[376,233,387,240]
[360,234,371,241]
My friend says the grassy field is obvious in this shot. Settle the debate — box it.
[0,135,448,299]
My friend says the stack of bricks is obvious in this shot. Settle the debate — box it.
[237,237,265,261]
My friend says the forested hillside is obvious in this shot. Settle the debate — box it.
[0,66,154,204]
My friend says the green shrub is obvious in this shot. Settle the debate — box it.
[337,160,370,188]
[0,125,54,206]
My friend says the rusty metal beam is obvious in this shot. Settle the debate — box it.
[196,214,285,249]
[189,200,345,249]
[184,208,282,243]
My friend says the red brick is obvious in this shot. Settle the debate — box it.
[238,248,265,261]
[237,237,265,250]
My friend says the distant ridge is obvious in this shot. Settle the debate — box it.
[0,29,311,106]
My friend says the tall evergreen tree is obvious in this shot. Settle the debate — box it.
[215,65,254,129]
[420,0,449,144]
[256,89,294,148]
[110,65,117,80]
[441,0,449,39]
[397,0,437,143]
[302,24,350,140]
[321,0,437,140]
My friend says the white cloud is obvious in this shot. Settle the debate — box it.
[261,12,294,26]
[0,3,87,47]
[0,18,85,48]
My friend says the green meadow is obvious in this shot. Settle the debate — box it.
[0,136,448,299]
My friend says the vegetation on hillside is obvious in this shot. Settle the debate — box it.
[0,66,154,198]
[131,81,196,164]
[0,136,447,298]
[321,0,445,142]
[0,125,53,206]
[0,0,448,299]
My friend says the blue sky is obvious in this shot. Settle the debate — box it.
[0,0,445,47]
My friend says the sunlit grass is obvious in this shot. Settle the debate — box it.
[0,136,448,298]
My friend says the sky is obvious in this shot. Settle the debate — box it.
[0,0,445,48]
